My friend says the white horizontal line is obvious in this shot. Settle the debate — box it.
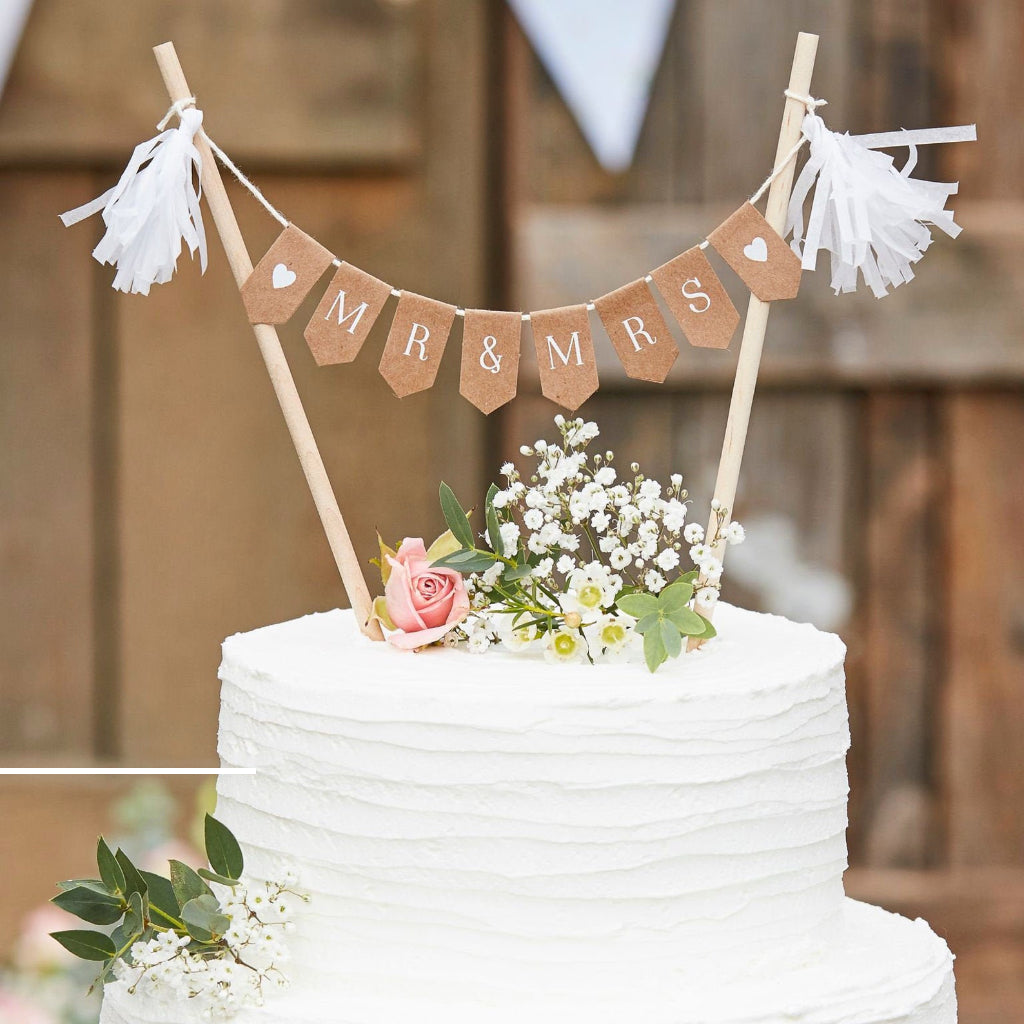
[0,767,253,776]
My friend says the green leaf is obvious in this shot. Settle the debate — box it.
[198,868,241,888]
[485,484,504,557]
[52,886,123,926]
[634,611,661,634]
[615,592,659,619]
[109,923,142,962]
[140,871,180,927]
[376,532,397,585]
[56,878,110,895]
[666,606,705,635]
[660,618,683,659]
[643,627,667,673]
[502,562,534,582]
[439,482,474,549]
[678,569,700,584]
[426,529,461,564]
[181,894,230,942]
[658,581,694,613]
[96,838,125,895]
[369,595,396,632]
[691,614,717,640]
[51,929,117,962]
[123,891,145,936]
[204,814,244,880]
[114,850,148,903]
[169,860,213,908]
[432,550,497,574]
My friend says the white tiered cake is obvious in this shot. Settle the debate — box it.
[100,603,955,1023]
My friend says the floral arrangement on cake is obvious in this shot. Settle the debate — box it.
[371,416,744,672]
[48,815,306,1020]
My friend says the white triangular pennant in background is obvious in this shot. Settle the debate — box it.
[507,0,675,173]
[0,0,33,102]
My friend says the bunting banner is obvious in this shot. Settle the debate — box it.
[60,85,977,414]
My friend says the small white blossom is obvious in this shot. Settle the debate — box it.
[610,547,631,570]
[689,543,714,564]
[701,557,724,581]
[595,466,616,486]
[556,554,576,575]
[532,557,554,579]
[467,631,491,653]
[590,511,611,533]
[683,523,705,544]
[644,569,667,593]
[662,499,687,532]
[544,627,586,664]
[696,586,719,605]
[480,563,502,587]
[523,508,544,531]
[655,548,680,572]
[723,521,746,544]
[499,522,521,551]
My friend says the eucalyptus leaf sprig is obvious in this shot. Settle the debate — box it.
[50,815,306,1017]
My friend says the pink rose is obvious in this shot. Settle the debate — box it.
[384,537,470,650]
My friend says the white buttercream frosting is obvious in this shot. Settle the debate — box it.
[100,603,956,1024]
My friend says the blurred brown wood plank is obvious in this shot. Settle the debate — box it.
[114,0,488,766]
[861,394,940,867]
[938,0,1024,200]
[513,201,1024,386]
[506,3,855,206]
[944,393,1024,864]
[0,172,96,758]
[0,776,208,959]
[847,867,1024,1024]
[0,0,420,167]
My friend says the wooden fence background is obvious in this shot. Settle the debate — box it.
[1,2,1022,1020]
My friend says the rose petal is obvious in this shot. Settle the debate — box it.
[384,557,426,632]
[386,622,459,650]
[395,537,432,577]
[447,580,470,624]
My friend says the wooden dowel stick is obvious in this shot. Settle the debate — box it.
[690,31,818,646]
[152,41,382,641]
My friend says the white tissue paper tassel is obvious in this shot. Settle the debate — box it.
[60,107,207,295]
[785,111,964,298]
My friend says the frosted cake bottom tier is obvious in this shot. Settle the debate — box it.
[99,897,955,1024]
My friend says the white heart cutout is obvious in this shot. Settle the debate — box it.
[272,263,297,289]
[743,236,768,263]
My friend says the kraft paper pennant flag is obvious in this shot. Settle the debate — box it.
[593,278,678,381]
[304,262,393,366]
[241,224,335,324]
[707,202,802,301]
[530,304,599,411]
[460,309,522,414]
[379,292,457,398]
[649,246,740,349]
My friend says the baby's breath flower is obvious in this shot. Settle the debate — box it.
[683,523,704,543]
[689,542,713,564]
[656,548,680,572]
[644,569,667,592]
[723,521,746,544]
[700,557,724,581]
[610,547,631,570]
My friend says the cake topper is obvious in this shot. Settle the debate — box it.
[58,34,975,649]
